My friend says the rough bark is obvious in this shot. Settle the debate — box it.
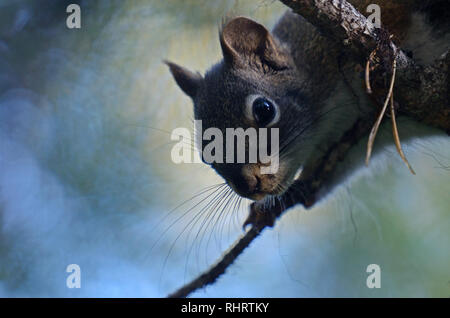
[280,0,449,132]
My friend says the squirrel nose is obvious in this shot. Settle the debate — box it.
[229,166,262,199]
[244,173,261,193]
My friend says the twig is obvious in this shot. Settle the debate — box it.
[168,226,262,298]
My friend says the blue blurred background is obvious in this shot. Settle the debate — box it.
[0,0,449,297]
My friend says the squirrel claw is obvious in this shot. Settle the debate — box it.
[242,201,276,231]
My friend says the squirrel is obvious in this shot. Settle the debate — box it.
[166,1,449,203]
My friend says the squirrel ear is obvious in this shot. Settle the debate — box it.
[220,17,288,70]
[165,61,203,98]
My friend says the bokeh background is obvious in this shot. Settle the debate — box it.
[0,0,448,297]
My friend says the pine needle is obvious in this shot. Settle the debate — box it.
[390,93,416,174]
[365,48,416,175]
[365,53,397,166]
[365,49,376,94]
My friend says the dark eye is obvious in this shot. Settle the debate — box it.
[252,97,277,126]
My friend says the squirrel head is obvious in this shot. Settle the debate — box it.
[167,17,316,201]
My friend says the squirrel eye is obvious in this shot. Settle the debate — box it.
[252,97,278,126]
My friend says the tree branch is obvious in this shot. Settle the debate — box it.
[168,0,449,297]
[168,226,261,298]
[279,0,449,132]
